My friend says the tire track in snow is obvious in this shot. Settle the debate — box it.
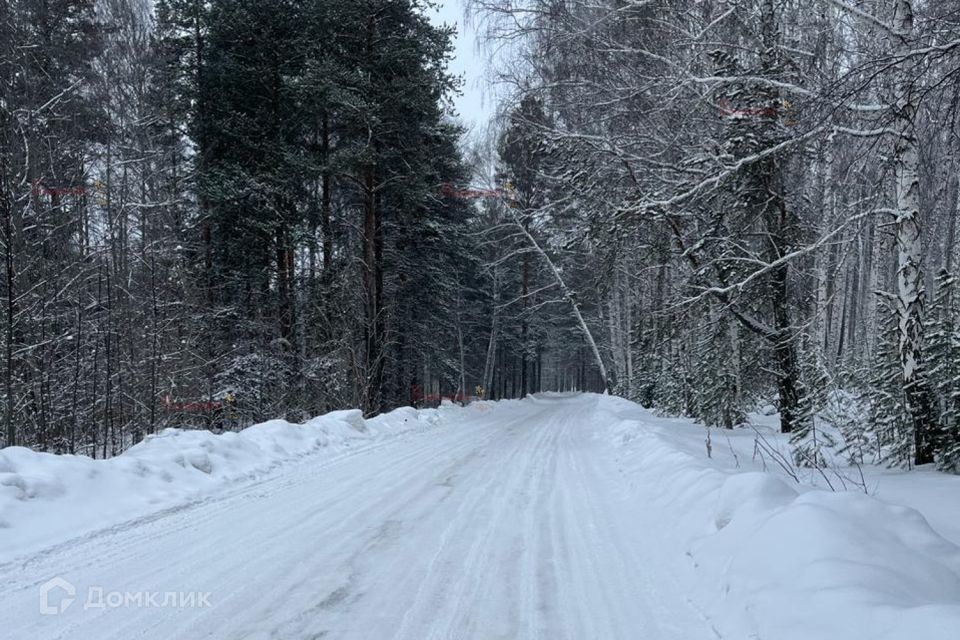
[1,396,721,640]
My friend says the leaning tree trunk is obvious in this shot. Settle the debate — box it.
[512,216,611,392]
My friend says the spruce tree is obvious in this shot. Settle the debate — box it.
[867,296,913,467]
[926,270,960,471]
[697,311,745,429]
[790,334,834,468]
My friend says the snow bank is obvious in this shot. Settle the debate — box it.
[0,404,459,564]
[595,395,960,640]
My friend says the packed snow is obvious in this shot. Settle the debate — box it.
[1,393,958,639]
[0,405,455,563]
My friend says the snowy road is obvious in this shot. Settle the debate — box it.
[0,395,716,640]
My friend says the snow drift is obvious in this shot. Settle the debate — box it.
[0,404,461,564]
[596,395,960,640]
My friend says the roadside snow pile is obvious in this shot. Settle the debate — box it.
[0,405,452,564]
[596,395,960,640]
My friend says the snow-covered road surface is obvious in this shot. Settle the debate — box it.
[0,394,716,640]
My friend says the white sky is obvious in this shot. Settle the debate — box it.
[426,1,496,130]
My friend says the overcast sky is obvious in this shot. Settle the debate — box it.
[426,1,495,130]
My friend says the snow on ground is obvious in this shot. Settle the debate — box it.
[0,403,464,564]
[596,394,960,640]
[0,394,716,640]
[1,393,958,639]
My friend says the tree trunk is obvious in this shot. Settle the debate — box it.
[2,172,15,447]
[892,0,935,465]
[362,167,384,415]
[520,248,529,397]
[482,271,499,396]
[513,218,611,392]
[321,113,333,274]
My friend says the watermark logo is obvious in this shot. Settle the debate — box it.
[31,181,88,197]
[38,577,211,615]
[39,577,76,615]
[438,182,517,200]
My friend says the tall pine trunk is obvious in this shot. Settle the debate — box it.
[362,167,384,415]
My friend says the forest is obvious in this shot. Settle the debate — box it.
[2,0,960,475]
